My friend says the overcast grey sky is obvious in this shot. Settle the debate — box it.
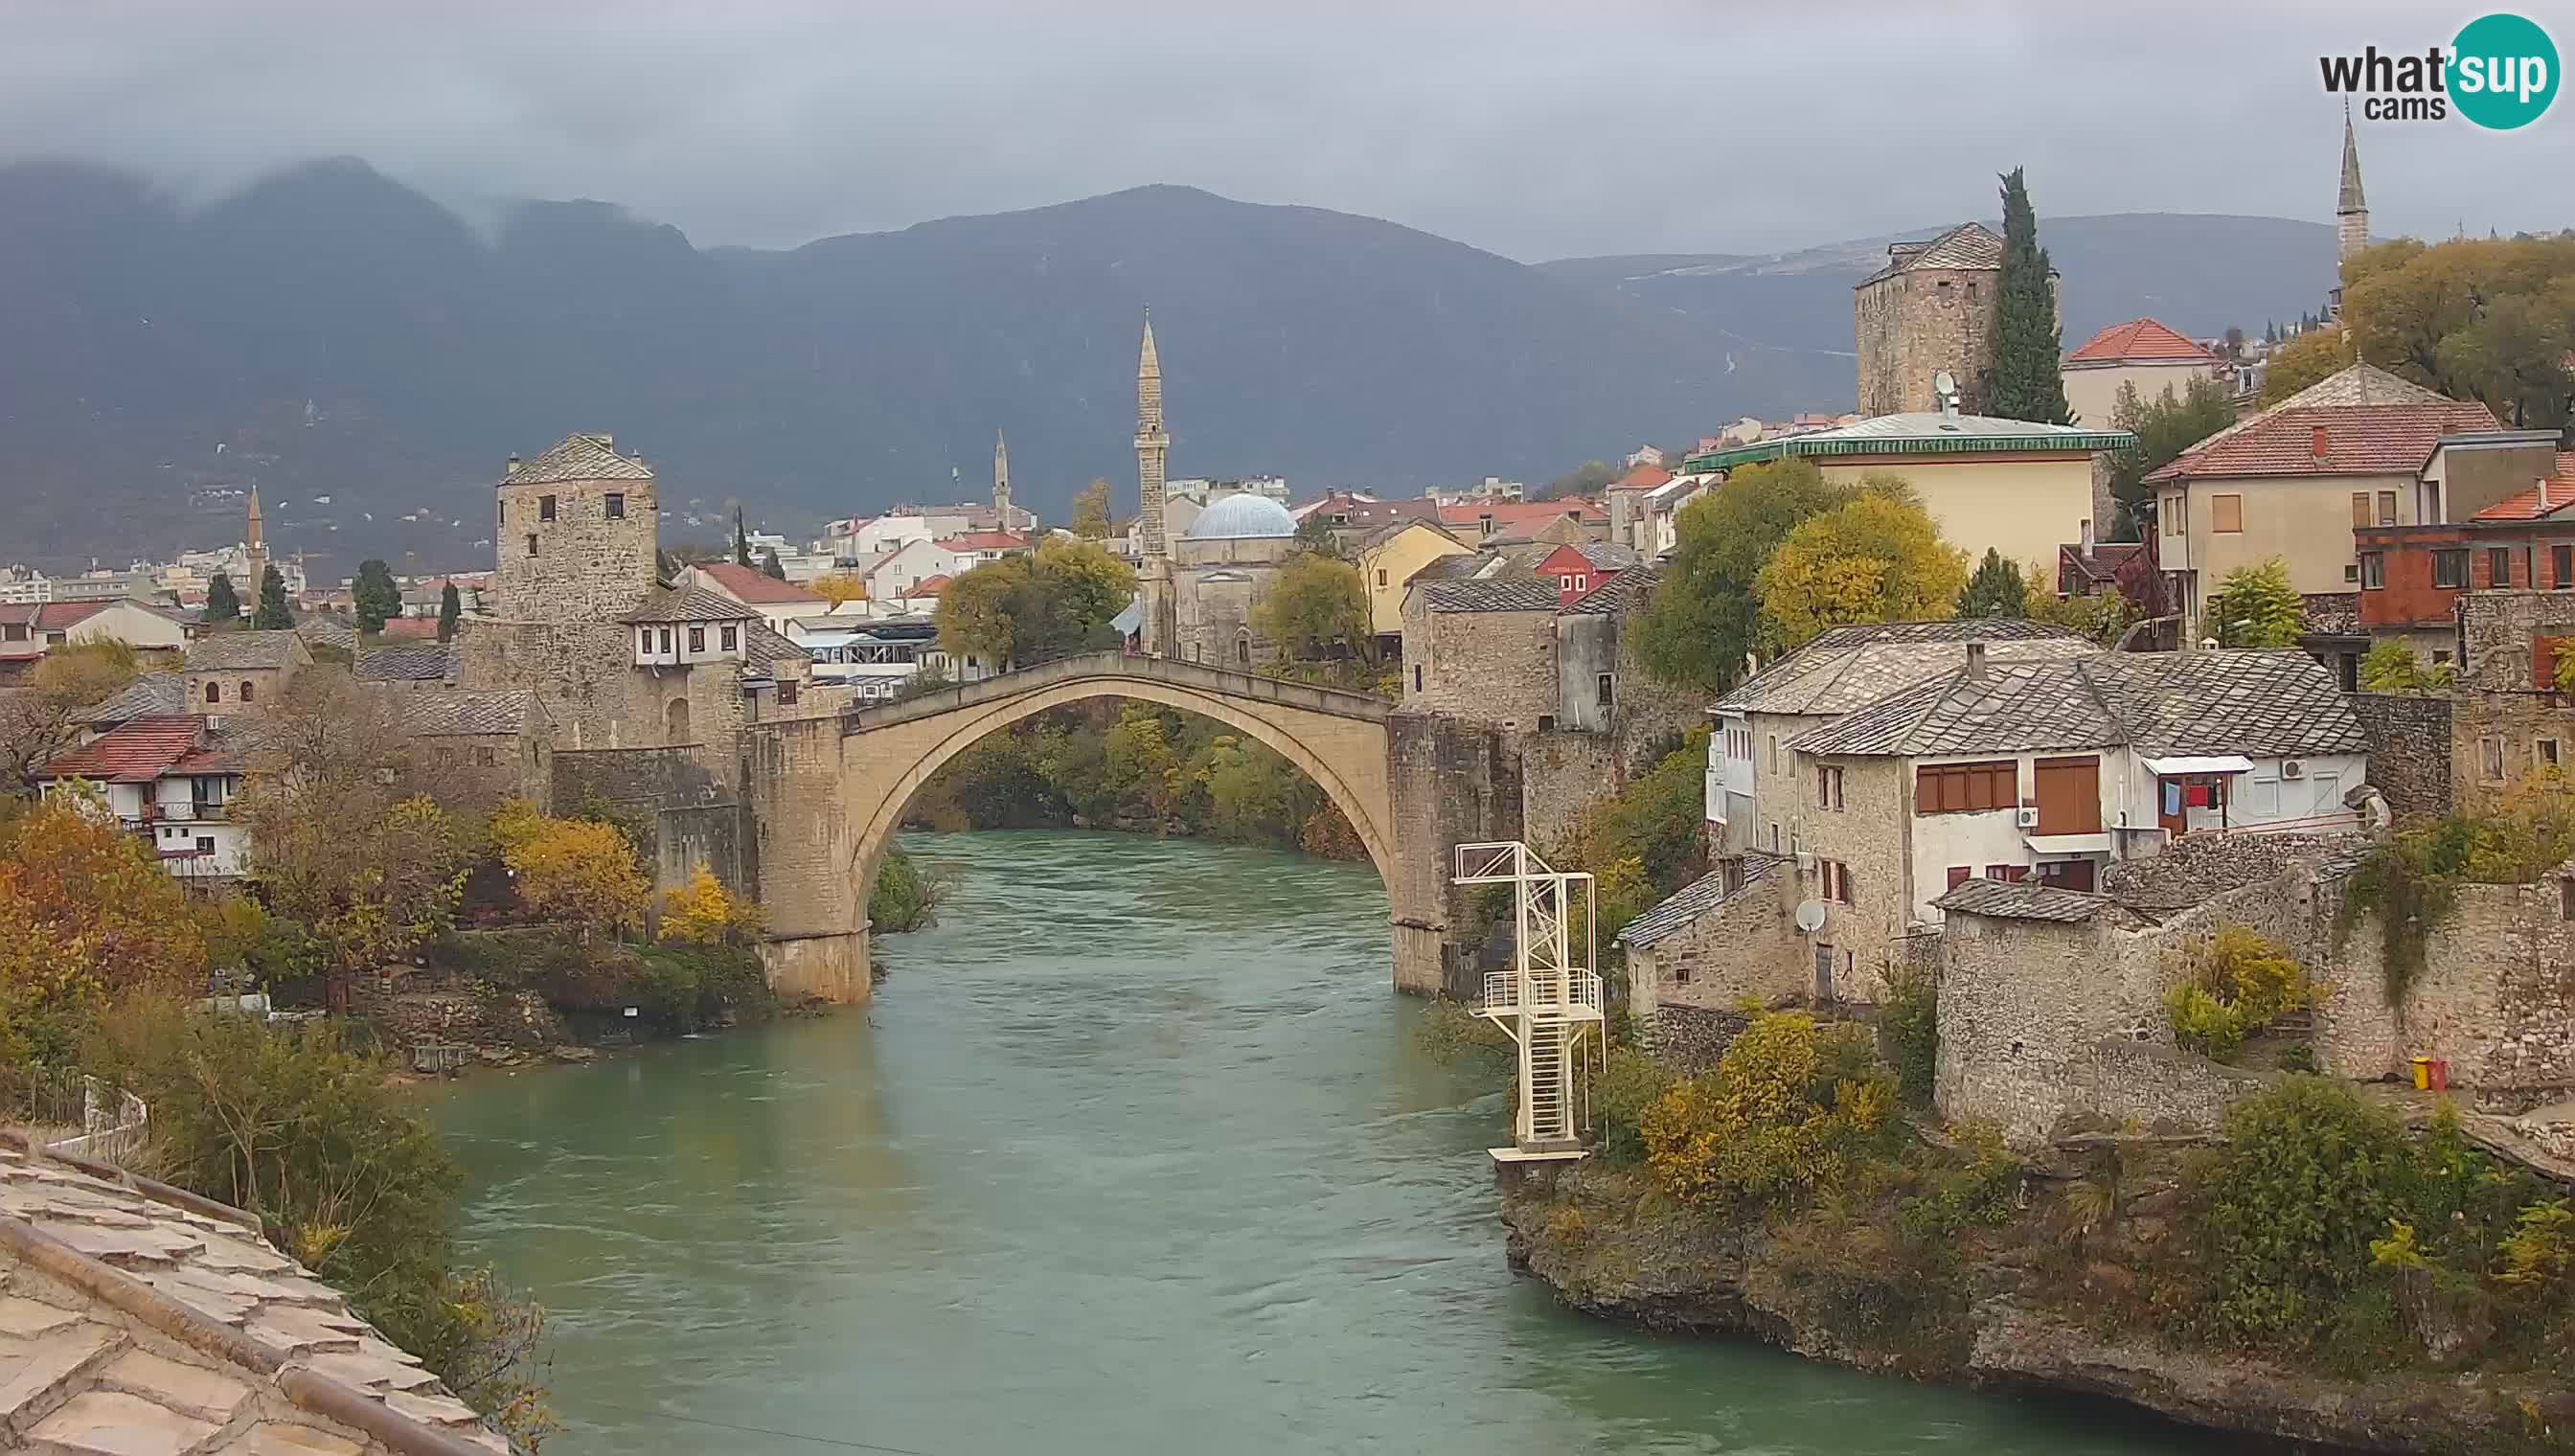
[4,1,2567,261]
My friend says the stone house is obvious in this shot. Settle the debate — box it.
[1352,517,1471,654]
[400,688,554,810]
[1621,853,1808,1024]
[1707,618,2094,856]
[2143,364,2496,642]
[1853,221,2010,417]
[180,629,311,712]
[1400,578,1561,724]
[1683,408,2132,580]
[2060,316,2227,428]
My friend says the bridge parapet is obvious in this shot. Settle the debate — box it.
[837,651,1392,736]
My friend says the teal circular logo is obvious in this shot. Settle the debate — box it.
[2452,12,2559,129]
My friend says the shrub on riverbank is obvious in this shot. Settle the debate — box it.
[870,847,946,933]
[423,926,772,1035]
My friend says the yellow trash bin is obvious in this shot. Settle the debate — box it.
[2408,1057,2433,1090]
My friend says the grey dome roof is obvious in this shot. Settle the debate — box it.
[1182,492,1297,540]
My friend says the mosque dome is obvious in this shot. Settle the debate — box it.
[1182,492,1297,540]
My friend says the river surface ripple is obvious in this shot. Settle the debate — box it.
[438,830,2222,1456]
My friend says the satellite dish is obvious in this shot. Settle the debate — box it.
[1793,900,1828,935]
[1932,369,1957,398]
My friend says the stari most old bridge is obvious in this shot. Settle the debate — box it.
[741,651,1514,1003]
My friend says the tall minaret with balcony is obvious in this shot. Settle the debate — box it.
[2336,108,2370,264]
[243,484,268,599]
[992,428,1014,528]
[1133,310,1174,653]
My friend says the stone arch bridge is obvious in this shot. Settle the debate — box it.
[740,652,1515,1003]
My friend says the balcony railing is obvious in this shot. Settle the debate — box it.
[1480,968,1604,1014]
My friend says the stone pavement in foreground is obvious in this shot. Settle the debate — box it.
[0,1138,508,1455]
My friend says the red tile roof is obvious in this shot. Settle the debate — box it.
[2471,452,2575,521]
[910,575,951,596]
[2065,318,2222,366]
[2145,401,2498,484]
[693,561,826,604]
[1437,499,1606,529]
[34,715,207,783]
[377,616,443,639]
[933,532,1032,553]
[0,602,109,632]
[1609,464,1673,491]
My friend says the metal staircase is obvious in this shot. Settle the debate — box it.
[1456,841,1605,1163]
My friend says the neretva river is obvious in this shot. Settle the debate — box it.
[439,830,2211,1456]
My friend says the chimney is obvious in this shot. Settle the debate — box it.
[1965,641,1988,678]
[505,454,521,478]
[2311,424,2330,461]
[2079,517,2095,553]
[2542,476,2552,511]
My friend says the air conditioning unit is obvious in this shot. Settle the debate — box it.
[2282,760,2305,780]
[2015,807,2040,829]
[1794,851,1815,874]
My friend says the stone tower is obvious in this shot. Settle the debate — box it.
[2336,109,2370,264]
[490,433,658,624]
[1133,310,1175,653]
[242,483,267,597]
[992,428,1013,526]
[1852,221,2005,417]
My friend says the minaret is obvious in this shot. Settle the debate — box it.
[2336,106,2369,264]
[992,428,1014,528]
[243,483,269,599]
[1133,309,1174,654]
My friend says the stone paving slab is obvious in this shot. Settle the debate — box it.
[24,1386,217,1456]
[96,1346,249,1423]
[0,1319,119,1422]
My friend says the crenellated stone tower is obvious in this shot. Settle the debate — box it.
[2336,108,2370,264]
[1133,309,1175,653]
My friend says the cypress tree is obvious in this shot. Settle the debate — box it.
[437,582,461,642]
[353,558,400,632]
[205,571,239,624]
[1987,167,2071,425]
[761,548,786,581]
[734,508,752,568]
[1955,548,2029,618]
[251,564,292,629]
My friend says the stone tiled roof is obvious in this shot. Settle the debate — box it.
[741,622,806,670]
[1561,541,1640,570]
[1930,876,2115,922]
[1789,648,2370,760]
[2064,318,2222,366]
[1563,561,1664,616]
[0,1137,507,1452]
[620,585,758,626]
[1859,221,2003,285]
[1618,853,1781,948]
[297,621,360,655]
[185,631,307,672]
[1714,619,2092,717]
[1419,579,1561,614]
[355,644,461,685]
[71,672,185,726]
[398,690,536,738]
[504,433,652,486]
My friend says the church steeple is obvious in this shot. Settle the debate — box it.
[992,428,1013,526]
[2336,105,2369,263]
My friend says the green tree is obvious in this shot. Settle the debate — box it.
[2260,325,2349,405]
[1637,458,1851,691]
[2359,639,2453,694]
[2206,557,2304,648]
[251,563,292,628]
[0,640,144,789]
[1955,548,2028,618]
[761,547,786,581]
[1253,552,1370,664]
[1539,460,1619,500]
[933,537,1135,667]
[2336,234,2575,429]
[205,571,240,624]
[1292,510,1346,560]
[1070,478,1114,538]
[733,507,752,567]
[353,558,400,632]
[2107,376,2237,539]
[1756,481,1969,650]
[1988,167,2071,424]
[437,582,461,642]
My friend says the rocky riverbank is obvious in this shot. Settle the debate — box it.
[1496,1159,2573,1454]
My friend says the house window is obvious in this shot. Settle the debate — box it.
[721,625,738,650]
[2360,553,2385,589]
[1946,866,1971,890]
[526,534,538,557]
[2556,545,2573,589]
[659,627,673,652]
[1767,734,1781,773]
[638,628,652,653]
[778,679,800,706]
[2492,547,2514,586]
[239,680,254,702]
[2345,564,2360,582]
[1412,664,1423,692]
[195,836,214,854]
[2210,494,2244,534]
[689,626,705,652]
[1818,859,1854,905]
[1377,569,1388,587]
[2377,490,2397,526]
[1817,764,1844,809]
[474,746,497,766]
[2351,491,2372,529]
[2482,736,2506,782]
[1573,575,1588,593]
[1595,672,1614,708]
[1986,863,2030,883]
[2541,739,2562,768]
[205,681,220,704]
[2432,550,2469,589]
[1915,760,2017,813]
[605,492,625,519]
[539,494,558,522]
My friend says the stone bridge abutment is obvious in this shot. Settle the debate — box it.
[741,652,1517,1003]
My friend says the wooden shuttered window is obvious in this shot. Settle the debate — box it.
[2351,492,2372,529]
[1914,760,2017,814]
[2210,493,2243,534]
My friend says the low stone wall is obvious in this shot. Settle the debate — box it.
[2075,1036,2268,1138]
[2347,694,2451,819]
[1519,730,1622,851]
[1643,1003,1750,1073]
[2317,877,2575,1088]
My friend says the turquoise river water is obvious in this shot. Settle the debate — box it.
[436,830,2226,1455]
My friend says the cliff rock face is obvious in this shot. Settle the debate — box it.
[1497,1172,2569,1453]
